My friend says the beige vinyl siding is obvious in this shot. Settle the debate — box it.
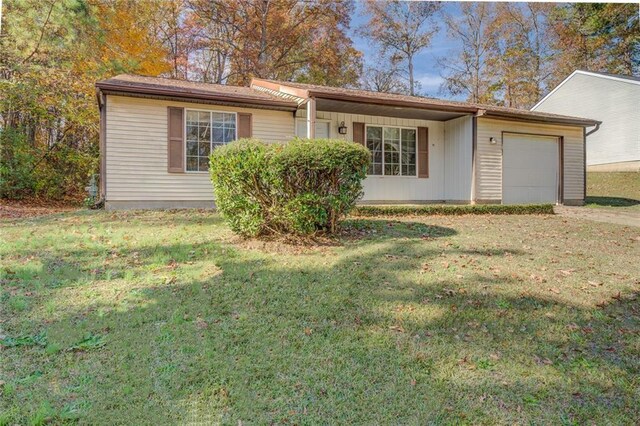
[297,110,448,201]
[105,95,294,202]
[476,118,585,202]
[443,116,473,201]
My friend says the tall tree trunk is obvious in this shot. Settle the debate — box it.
[408,54,414,96]
[257,0,270,78]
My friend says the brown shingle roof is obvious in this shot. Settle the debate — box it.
[96,74,299,110]
[251,78,600,126]
[96,74,599,126]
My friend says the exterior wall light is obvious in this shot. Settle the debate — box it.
[489,137,497,144]
[338,121,348,135]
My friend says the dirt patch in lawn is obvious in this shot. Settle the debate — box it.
[0,199,79,220]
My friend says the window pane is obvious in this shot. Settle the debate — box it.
[384,127,399,141]
[401,128,417,176]
[186,125,199,142]
[212,112,224,127]
[366,126,383,175]
[186,111,199,125]
[385,164,400,176]
[198,156,209,172]
[402,129,416,143]
[186,141,198,156]
[224,127,235,142]
[212,113,236,144]
[198,142,210,156]
[406,165,416,176]
[367,126,382,140]
[186,156,198,172]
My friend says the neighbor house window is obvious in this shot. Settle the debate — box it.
[186,110,236,172]
[366,126,416,176]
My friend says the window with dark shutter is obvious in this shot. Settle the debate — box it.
[237,113,252,138]
[352,122,365,146]
[417,127,429,178]
[168,107,184,173]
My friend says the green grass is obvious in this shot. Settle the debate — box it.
[1,210,639,424]
[586,172,640,209]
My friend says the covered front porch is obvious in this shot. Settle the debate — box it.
[294,97,475,203]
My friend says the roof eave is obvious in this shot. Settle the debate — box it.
[95,81,299,111]
[307,91,479,114]
[484,111,600,127]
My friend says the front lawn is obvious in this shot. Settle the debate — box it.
[1,210,639,424]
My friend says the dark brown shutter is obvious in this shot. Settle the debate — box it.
[353,122,365,146]
[417,127,429,178]
[167,107,184,173]
[237,112,252,139]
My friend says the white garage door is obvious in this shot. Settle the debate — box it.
[503,134,559,204]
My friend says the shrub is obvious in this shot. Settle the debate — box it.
[351,204,555,217]
[210,138,370,237]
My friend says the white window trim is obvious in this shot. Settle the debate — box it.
[364,124,418,178]
[184,108,238,174]
[295,118,332,138]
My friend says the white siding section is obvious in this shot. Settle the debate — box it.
[443,116,473,201]
[533,72,640,166]
[476,118,585,202]
[106,96,295,202]
[297,110,448,201]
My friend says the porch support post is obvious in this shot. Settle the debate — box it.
[306,97,316,139]
[470,115,478,204]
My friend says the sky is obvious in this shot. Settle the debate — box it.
[348,2,462,98]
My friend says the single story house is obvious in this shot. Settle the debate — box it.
[95,74,599,210]
[532,70,639,172]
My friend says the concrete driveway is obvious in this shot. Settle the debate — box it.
[555,206,640,227]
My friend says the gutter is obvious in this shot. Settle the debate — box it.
[482,111,600,128]
[95,82,299,111]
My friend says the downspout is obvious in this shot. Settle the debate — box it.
[96,89,106,205]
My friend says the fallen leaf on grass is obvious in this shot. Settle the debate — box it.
[195,317,208,329]
[534,355,553,365]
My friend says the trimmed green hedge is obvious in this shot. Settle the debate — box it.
[351,204,555,217]
[210,138,370,237]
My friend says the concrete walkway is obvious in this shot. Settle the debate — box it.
[554,206,640,227]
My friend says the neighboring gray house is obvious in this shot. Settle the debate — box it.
[532,70,640,172]
[95,74,599,210]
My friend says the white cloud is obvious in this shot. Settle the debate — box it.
[416,73,444,90]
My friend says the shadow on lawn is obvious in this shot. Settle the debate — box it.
[585,196,640,207]
[3,222,639,423]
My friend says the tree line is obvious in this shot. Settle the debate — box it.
[0,0,638,201]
